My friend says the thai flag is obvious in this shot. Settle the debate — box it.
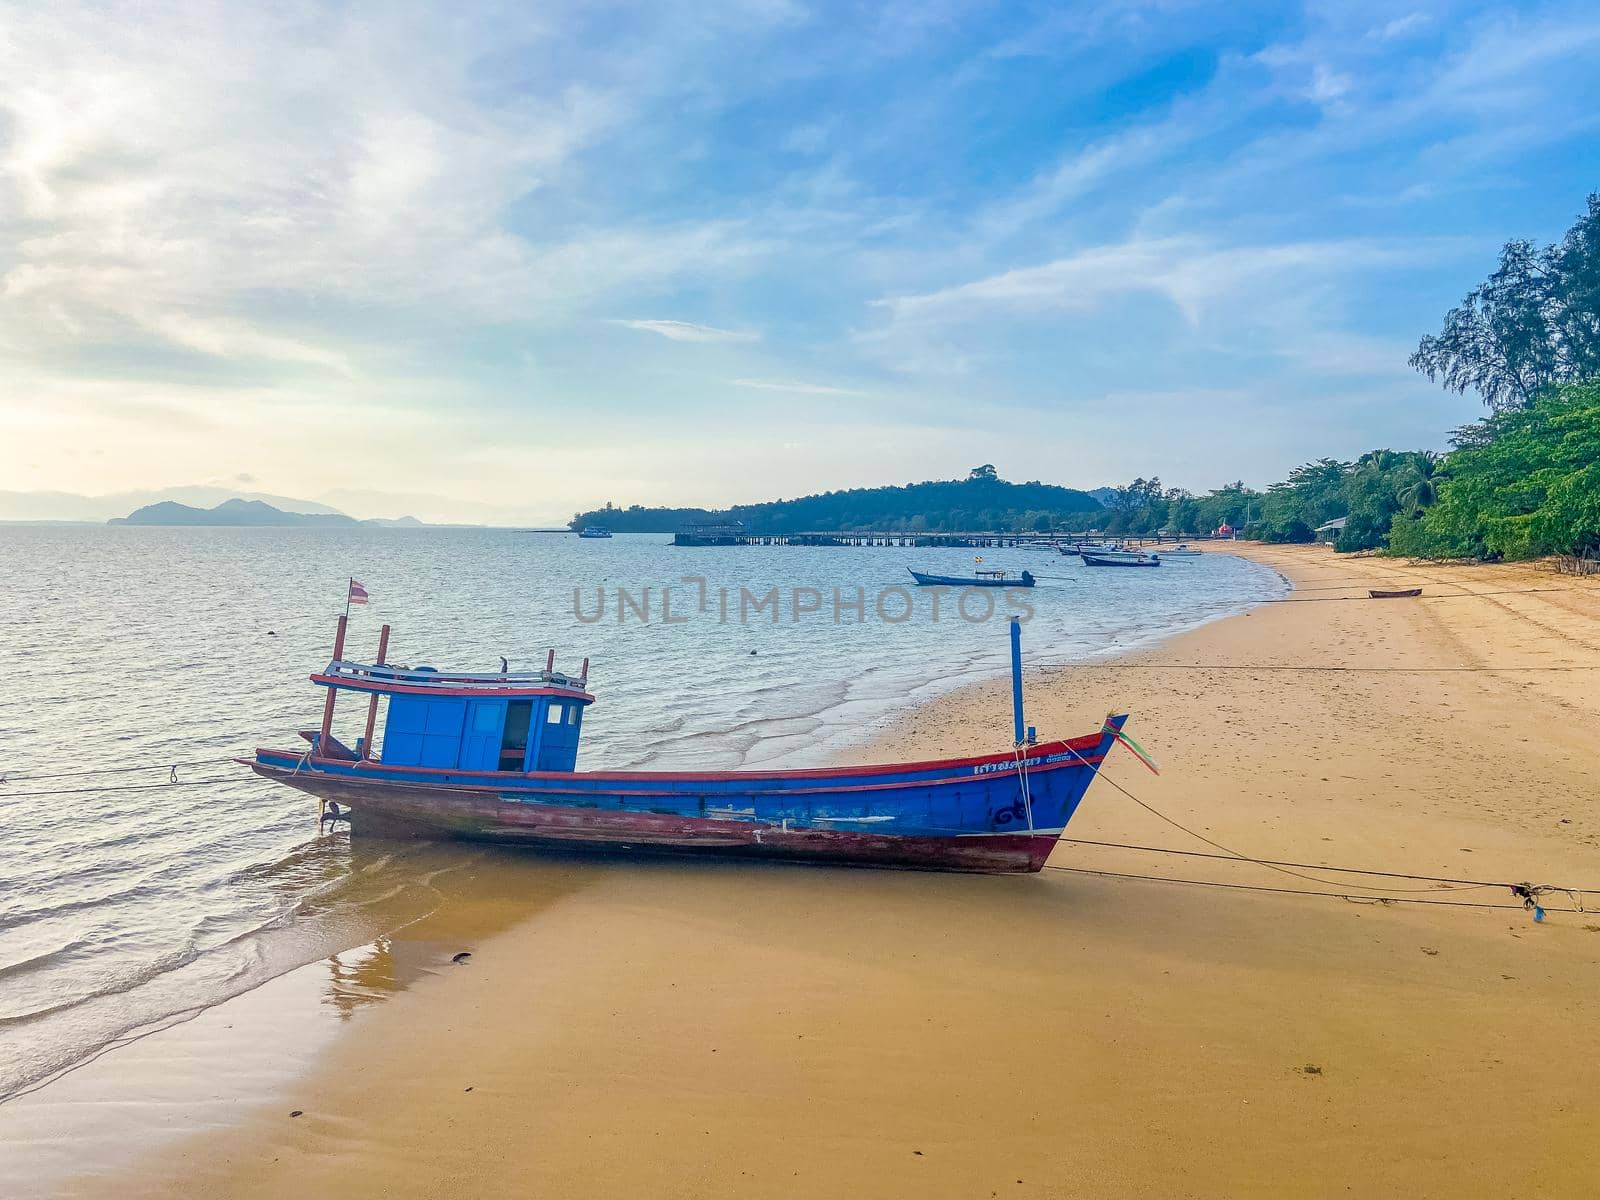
[348,578,370,605]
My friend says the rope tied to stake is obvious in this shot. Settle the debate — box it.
[1057,727,1593,920]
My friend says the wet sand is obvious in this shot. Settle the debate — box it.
[26,544,1600,1198]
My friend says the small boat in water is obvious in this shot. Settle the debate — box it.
[578,526,613,539]
[1159,544,1201,557]
[247,616,1127,873]
[1369,587,1422,599]
[908,568,1035,587]
[1081,549,1160,567]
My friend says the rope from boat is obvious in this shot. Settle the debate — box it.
[0,776,243,798]
[1265,586,1600,603]
[1013,743,1034,832]
[1058,732,1590,898]
[0,754,244,783]
[1046,663,1600,672]
[1040,865,1589,912]
[1057,838,1512,888]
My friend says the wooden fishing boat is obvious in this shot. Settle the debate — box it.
[908,568,1035,587]
[247,617,1127,873]
[1368,587,1422,599]
[1081,549,1160,567]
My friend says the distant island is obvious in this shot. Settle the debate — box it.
[109,499,425,528]
[569,466,1104,534]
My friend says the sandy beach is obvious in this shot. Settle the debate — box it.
[16,543,1600,1198]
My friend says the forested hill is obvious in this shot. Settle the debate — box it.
[569,469,1103,533]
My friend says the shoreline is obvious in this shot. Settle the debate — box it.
[8,542,1600,1197]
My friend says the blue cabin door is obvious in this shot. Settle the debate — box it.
[460,699,508,772]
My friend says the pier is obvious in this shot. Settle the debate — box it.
[672,524,1095,548]
[670,524,1216,548]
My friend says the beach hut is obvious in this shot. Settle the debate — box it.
[1315,517,1348,543]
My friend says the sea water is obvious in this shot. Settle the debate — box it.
[0,526,1284,1098]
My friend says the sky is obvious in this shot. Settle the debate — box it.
[3,0,1599,524]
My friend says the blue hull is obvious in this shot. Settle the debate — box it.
[250,718,1126,873]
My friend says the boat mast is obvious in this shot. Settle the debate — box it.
[360,623,391,760]
[1010,616,1024,746]
[318,613,348,753]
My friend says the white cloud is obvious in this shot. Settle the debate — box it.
[1308,64,1353,104]
[0,2,774,376]
[876,236,1429,326]
[730,378,866,396]
[972,123,1189,242]
[1372,13,1430,41]
[614,319,760,343]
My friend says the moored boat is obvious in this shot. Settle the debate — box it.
[248,616,1125,873]
[578,526,613,538]
[908,568,1035,587]
[1369,587,1422,599]
[1081,549,1160,567]
[1159,544,1201,557]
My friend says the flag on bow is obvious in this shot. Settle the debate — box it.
[1105,721,1160,775]
[347,578,370,606]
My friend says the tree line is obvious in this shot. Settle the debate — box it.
[1105,193,1600,560]
[571,194,1597,558]
[570,466,1103,534]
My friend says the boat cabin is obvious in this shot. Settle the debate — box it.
[310,620,594,774]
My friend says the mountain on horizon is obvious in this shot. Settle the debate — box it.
[0,486,347,523]
[109,499,423,528]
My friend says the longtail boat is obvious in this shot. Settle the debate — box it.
[908,568,1035,587]
[248,617,1127,873]
[1081,549,1160,567]
[1368,587,1422,599]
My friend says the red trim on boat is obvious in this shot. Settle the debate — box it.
[255,729,1108,785]
[251,752,1104,798]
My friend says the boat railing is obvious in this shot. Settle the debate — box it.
[323,660,590,691]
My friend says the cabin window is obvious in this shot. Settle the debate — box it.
[567,705,580,725]
[547,703,566,724]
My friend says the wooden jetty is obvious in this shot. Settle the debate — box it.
[673,523,1082,548]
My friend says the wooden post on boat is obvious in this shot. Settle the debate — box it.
[319,614,348,754]
[1009,617,1024,746]
[360,624,390,760]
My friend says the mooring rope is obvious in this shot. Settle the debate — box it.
[1057,735,1593,907]
[0,754,244,784]
[1041,864,1586,912]
[1265,586,1598,603]
[1056,837,1508,888]
[0,775,244,799]
[1013,743,1034,832]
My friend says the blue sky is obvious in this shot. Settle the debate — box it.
[3,0,1598,522]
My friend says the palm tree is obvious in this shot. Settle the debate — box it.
[1394,453,1441,517]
